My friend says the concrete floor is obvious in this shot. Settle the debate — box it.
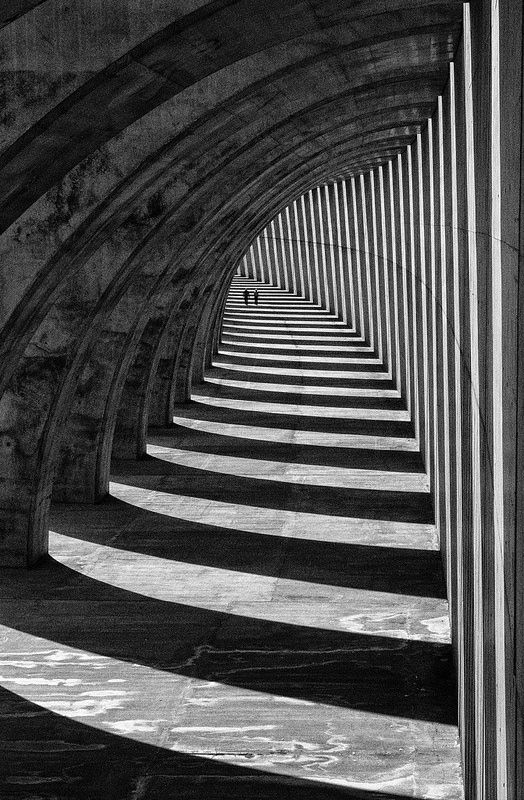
[0,278,463,799]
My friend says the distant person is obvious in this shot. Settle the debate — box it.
[254,289,259,306]
[243,288,249,305]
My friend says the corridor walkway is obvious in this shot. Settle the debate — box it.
[0,277,463,798]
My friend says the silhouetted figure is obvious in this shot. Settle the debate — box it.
[254,289,259,306]
[243,288,249,305]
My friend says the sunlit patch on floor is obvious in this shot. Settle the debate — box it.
[0,276,462,798]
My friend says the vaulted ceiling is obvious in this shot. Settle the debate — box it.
[1,0,462,356]
[0,0,463,564]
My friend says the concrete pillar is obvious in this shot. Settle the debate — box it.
[378,166,394,378]
[422,119,438,499]
[323,184,340,317]
[358,173,375,349]
[367,171,385,364]
[291,200,305,298]
[403,146,421,446]
[149,307,191,427]
[333,182,350,324]
[300,194,314,301]
[386,160,403,394]
[341,180,357,329]
[393,154,411,410]
[433,94,453,616]
[411,137,429,466]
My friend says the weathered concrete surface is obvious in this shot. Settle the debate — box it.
[0,278,463,798]
[0,0,462,564]
[1,2,523,798]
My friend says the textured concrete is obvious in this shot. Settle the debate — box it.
[1,3,523,797]
[0,278,462,798]
[0,0,463,566]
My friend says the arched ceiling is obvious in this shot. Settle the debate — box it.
[0,0,463,565]
[0,1,462,346]
[0,0,461,232]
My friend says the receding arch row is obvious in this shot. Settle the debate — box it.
[0,73,445,391]
[231,9,524,796]
[0,3,523,796]
[0,2,460,232]
[0,44,455,566]
[1,134,414,566]
[237,169,414,409]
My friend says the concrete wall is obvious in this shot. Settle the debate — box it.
[0,1,522,796]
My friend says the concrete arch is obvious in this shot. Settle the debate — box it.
[0,41,454,566]
[0,42,449,387]
[1,1,523,797]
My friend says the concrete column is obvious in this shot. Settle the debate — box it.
[497,2,524,795]
[283,206,297,295]
[367,172,382,359]
[270,219,282,288]
[256,236,265,284]
[403,147,420,445]
[410,139,428,463]
[334,181,350,324]
[394,153,412,413]
[442,60,462,690]
[292,201,304,297]
[341,179,357,329]
[358,173,375,349]
[204,273,232,371]
[314,186,329,310]
[433,94,452,616]
[378,166,395,379]
[423,119,438,498]
[324,184,340,317]
[367,170,384,364]
[454,29,480,792]
[112,314,168,459]
[306,191,321,304]
[386,160,403,394]
[352,175,368,343]
[149,307,190,427]
[300,193,314,302]
[280,208,294,293]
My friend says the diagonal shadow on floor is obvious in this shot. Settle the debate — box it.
[112,464,434,524]
[51,498,445,598]
[150,429,423,473]
[0,559,457,725]
[0,277,462,798]
[0,684,446,800]
[168,402,416,437]
[195,382,406,409]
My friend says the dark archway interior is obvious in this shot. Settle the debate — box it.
[1,2,523,799]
